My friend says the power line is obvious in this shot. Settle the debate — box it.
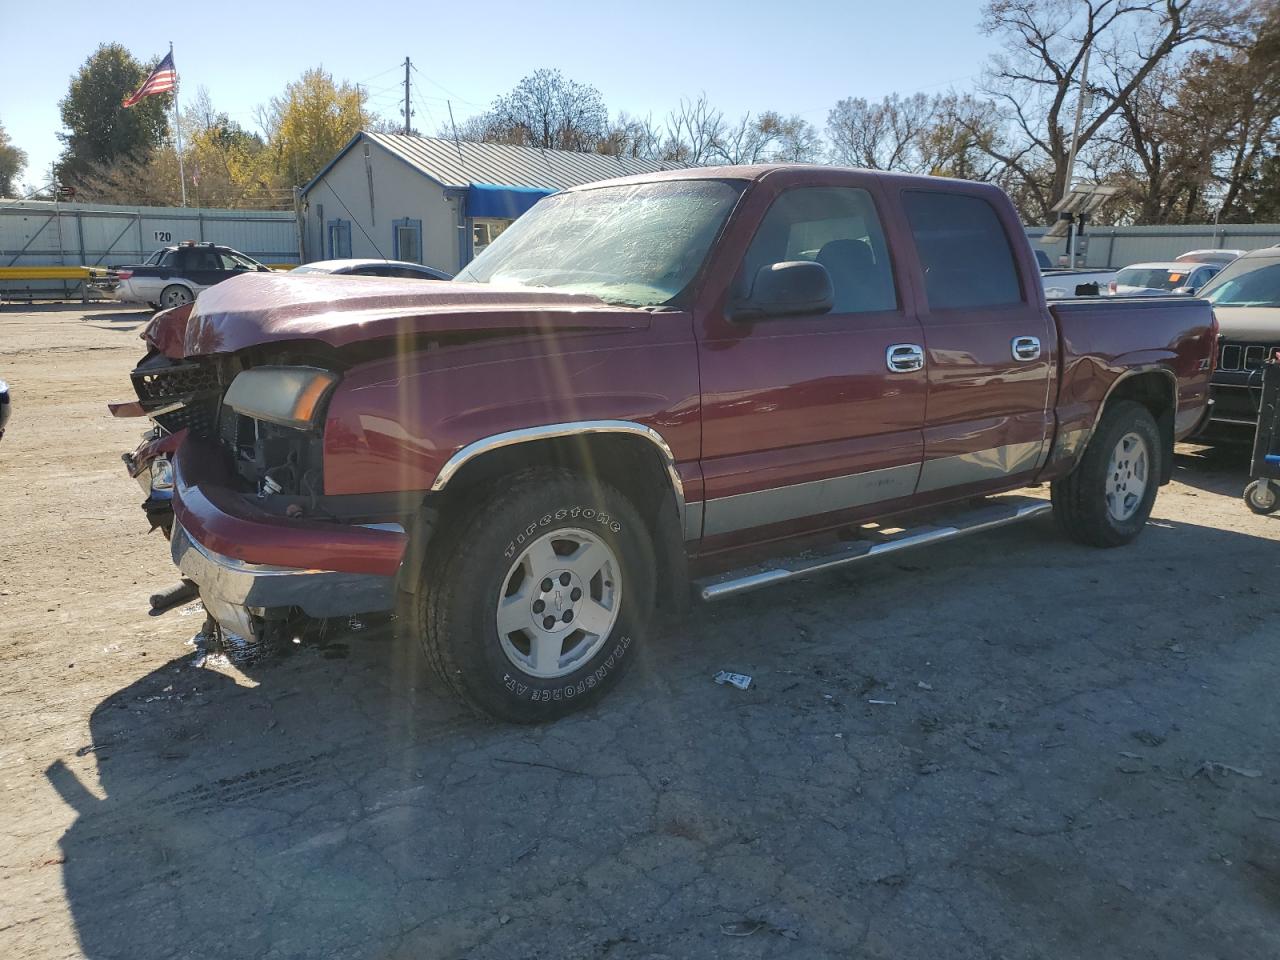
[409,62,482,109]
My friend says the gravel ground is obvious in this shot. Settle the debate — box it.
[2,303,1279,960]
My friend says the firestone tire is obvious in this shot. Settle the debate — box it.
[412,468,656,723]
[1052,400,1162,548]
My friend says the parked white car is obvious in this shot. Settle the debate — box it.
[1174,249,1246,267]
[290,259,452,280]
[1106,261,1221,297]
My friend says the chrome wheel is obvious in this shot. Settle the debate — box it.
[495,528,622,679]
[1105,431,1149,522]
[161,285,193,308]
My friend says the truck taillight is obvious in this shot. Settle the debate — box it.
[116,269,133,280]
[1107,280,1117,295]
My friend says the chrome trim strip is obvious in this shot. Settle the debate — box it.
[430,420,693,540]
[700,500,1051,601]
[702,462,920,538]
[917,441,1042,494]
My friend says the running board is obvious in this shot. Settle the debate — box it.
[695,496,1052,602]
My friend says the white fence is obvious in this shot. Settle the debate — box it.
[1028,222,1280,269]
[0,200,299,298]
[3,195,1278,298]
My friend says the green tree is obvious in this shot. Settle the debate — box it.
[55,43,170,187]
[259,68,368,187]
[0,120,27,196]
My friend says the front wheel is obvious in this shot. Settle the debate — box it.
[1245,480,1280,515]
[413,468,656,722]
[1052,400,1162,547]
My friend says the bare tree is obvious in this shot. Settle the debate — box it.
[662,94,726,164]
[477,69,609,151]
[977,0,1245,222]
[599,112,663,159]
[827,93,1003,178]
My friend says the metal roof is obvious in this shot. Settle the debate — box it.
[302,131,683,195]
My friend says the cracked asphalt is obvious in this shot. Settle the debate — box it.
[2,304,1279,959]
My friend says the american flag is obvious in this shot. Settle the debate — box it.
[122,52,176,108]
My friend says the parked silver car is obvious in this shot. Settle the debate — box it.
[290,259,452,280]
[1107,261,1221,297]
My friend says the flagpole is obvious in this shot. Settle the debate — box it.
[171,41,188,207]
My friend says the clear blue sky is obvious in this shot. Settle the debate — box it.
[1,0,997,189]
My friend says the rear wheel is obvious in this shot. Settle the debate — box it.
[1052,400,1161,547]
[412,468,656,723]
[160,285,192,309]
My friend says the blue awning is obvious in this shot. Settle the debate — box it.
[466,182,556,220]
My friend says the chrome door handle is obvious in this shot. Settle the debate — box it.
[886,343,925,373]
[1012,336,1041,362]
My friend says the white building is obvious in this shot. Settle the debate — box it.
[298,132,680,275]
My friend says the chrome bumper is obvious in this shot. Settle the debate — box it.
[171,523,397,639]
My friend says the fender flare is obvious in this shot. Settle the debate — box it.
[430,420,694,539]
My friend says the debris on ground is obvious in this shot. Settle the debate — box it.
[720,920,764,937]
[713,671,752,690]
[1186,760,1263,783]
[917,680,934,691]
[1133,730,1166,747]
[867,699,897,705]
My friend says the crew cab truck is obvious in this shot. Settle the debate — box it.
[111,165,1217,722]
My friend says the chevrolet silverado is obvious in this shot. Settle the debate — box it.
[111,165,1217,722]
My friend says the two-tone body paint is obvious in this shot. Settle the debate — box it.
[155,165,1216,577]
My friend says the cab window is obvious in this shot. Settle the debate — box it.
[739,186,897,314]
[903,191,1023,309]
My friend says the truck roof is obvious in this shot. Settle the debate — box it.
[560,162,1005,195]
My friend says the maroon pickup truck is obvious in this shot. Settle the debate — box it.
[112,165,1217,722]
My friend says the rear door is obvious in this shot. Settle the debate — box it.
[695,173,927,551]
[900,187,1055,499]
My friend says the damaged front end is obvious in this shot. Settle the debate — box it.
[110,302,409,645]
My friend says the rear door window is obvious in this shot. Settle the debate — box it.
[902,191,1023,309]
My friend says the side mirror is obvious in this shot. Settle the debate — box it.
[731,261,833,321]
[1172,285,1196,295]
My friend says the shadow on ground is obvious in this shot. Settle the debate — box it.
[50,516,1280,959]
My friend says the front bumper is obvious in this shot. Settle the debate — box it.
[169,436,408,638]
[171,522,398,638]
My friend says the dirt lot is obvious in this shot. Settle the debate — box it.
[1,303,1279,959]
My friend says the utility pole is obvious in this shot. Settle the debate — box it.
[403,57,412,135]
[1063,44,1091,268]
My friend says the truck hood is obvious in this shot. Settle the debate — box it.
[1212,305,1280,343]
[173,272,650,357]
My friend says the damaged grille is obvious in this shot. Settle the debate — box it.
[130,355,222,439]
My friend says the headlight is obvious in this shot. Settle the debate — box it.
[223,367,339,429]
[151,456,174,491]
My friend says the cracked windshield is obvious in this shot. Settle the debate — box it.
[456,180,742,306]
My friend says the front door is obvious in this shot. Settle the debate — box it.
[696,175,927,553]
[899,187,1055,499]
